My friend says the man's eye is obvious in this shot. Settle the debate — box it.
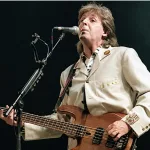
[80,20,83,23]
[91,19,96,22]
[80,19,84,22]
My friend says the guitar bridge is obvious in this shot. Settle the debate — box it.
[115,134,129,150]
[105,134,129,149]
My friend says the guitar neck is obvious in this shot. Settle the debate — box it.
[0,107,85,138]
[22,112,83,138]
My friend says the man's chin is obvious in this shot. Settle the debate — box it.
[79,34,88,41]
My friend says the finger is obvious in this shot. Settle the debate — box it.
[113,133,122,141]
[107,127,117,135]
[6,105,9,108]
[8,111,16,121]
[107,128,118,137]
[10,109,15,115]
[7,109,15,117]
[0,109,4,118]
[106,124,113,131]
[110,131,119,138]
[13,120,17,126]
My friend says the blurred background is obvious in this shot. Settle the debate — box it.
[0,1,150,150]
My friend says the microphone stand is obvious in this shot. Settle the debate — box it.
[4,32,66,150]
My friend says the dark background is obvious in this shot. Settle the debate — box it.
[0,1,150,150]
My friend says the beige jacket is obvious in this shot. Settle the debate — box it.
[24,46,150,149]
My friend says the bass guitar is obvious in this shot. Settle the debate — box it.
[0,105,137,150]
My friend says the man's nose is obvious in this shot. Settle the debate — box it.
[82,18,88,25]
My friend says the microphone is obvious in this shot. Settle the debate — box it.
[53,26,79,35]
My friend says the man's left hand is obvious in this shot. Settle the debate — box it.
[106,120,131,141]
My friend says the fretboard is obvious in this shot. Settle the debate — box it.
[22,112,86,138]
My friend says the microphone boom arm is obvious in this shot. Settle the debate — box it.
[4,32,66,150]
[5,32,66,116]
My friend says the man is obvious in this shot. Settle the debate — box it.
[1,2,150,150]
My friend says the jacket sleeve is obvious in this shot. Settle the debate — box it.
[121,48,150,137]
[22,113,63,141]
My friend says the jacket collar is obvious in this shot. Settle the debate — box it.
[74,46,113,77]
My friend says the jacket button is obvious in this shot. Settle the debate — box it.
[86,80,89,83]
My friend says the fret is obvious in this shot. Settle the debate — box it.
[21,112,84,137]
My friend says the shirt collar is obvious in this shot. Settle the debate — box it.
[80,46,101,62]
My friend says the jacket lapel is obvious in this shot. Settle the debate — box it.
[87,47,112,79]
[75,47,112,78]
[75,59,89,76]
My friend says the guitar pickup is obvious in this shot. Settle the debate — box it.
[92,127,104,145]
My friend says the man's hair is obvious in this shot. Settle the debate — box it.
[77,2,119,54]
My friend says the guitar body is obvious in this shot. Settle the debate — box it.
[58,105,137,150]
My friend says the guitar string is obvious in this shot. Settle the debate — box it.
[22,116,118,145]
[25,117,121,146]
[1,108,126,144]
[1,107,127,144]
[22,112,99,134]
[21,113,125,144]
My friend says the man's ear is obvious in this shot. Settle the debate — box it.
[102,33,107,37]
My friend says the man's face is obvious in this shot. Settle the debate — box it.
[78,12,106,44]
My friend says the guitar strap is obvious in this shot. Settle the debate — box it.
[54,63,76,112]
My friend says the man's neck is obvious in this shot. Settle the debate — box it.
[83,44,101,58]
[81,39,103,58]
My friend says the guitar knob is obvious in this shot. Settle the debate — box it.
[31,88,34,92]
